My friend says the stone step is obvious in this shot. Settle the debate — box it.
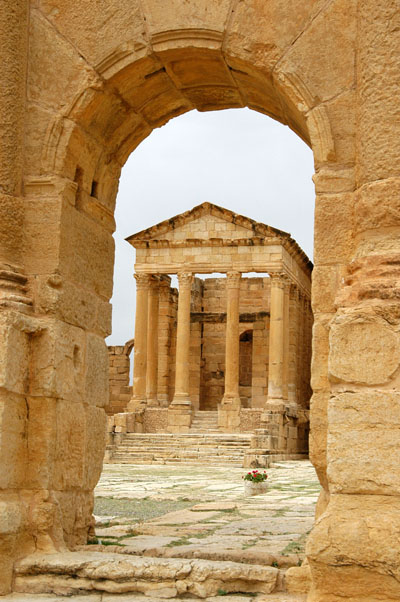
[111,454,244,463]
[109,430,252,466]
[14,552,281,598]
[112,455,245,463]
[122,436,252,442]
[122,433,252,441]
[114,440,250,446]
[1,594,306,602]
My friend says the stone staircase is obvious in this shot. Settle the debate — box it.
[108,411,251,466]
[109,432,252,465]
[190,410,219,433]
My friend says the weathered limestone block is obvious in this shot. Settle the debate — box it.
[309,391,329,490]
[84,333,109,407]
[329,311,400,385]
[37,0,148,70]
[0,493,31,595]
[28,8,99,114]
[0,194,24,267]
[225,0,326,74]
[354,178,400,234]
[13,552,279,597]
[285,563,311,594]
[53,490,95,549]
[307,494,400,600]
[328,391,400,495]
[0,311,34,395]
[30,319,86,402]
[59,202,115,300]
[276,0,356,105]
[357,1,400,185]
[314,192,354,266]
[142,0,232,41]
[34,274,112,338]
[0,392,28,490]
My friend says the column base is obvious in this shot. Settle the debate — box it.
[0,264,32,312]
[127,397,147,412]
[157,394,170,408]
[146,397,159,408]
[220,394,241,409]
[264,397,286,413]
[218,396,241,432]
[168,396,192,433]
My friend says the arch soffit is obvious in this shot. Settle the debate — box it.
[37,5,344,191]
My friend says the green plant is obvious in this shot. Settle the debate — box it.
[243,469,268,483]
[217,589,228,596]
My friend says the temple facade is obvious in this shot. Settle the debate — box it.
[106,202,312,462]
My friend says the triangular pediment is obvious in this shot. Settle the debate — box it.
[126,202,289,244]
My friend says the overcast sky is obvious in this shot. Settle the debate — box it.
[107,108,315,345]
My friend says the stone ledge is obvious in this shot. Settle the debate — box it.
[14,552,279,598]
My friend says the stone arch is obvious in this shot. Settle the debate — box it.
[7,1,399,599]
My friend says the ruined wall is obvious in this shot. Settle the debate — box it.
[106,342,133,415]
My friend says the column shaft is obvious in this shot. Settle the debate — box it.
[129,273,151,408]
[267,273,286,404]
[296,292,305,404]
[157,276,172,406]
[222,271,241,404]
[282,279,290,401]
[0,0,31,310]
[288,285,300,404]
[146,276,159,405]
[172,272,193,405]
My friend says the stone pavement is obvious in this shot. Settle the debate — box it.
[3,461,318,601]
[90,460,319,566]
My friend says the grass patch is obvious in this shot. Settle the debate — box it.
[166,537,190,547]
[94,497,200,521]
[166,527,217,547]
[281,533,308,556]
[273,506,290,517]
[241,538,259,550]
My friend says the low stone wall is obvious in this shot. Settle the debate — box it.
[143,408,169,432]
[240,408,262,432]
[106,341,133,416]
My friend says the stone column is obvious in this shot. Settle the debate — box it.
[296,291,306,405]
[266,272,287,407]
[168,272,193,432]
[157,275,172,406]
[219,272,242,432]
[282,278,290,401]
[0,2,33,593]
[128,273,151,410]
[0,0,31,311]
[288,284,299,405]
[222,271,241,406]
[171,272,194,406]
[146,276,159,406]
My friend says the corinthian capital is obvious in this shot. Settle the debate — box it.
[134,273,152,290]
[226,271,241,289]
[177,272,193,288]
[269,271,289,289]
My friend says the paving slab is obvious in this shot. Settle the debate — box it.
[92,460,320,567]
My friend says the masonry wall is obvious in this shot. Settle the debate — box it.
[107,345,132,415]
[197,276,271,410]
